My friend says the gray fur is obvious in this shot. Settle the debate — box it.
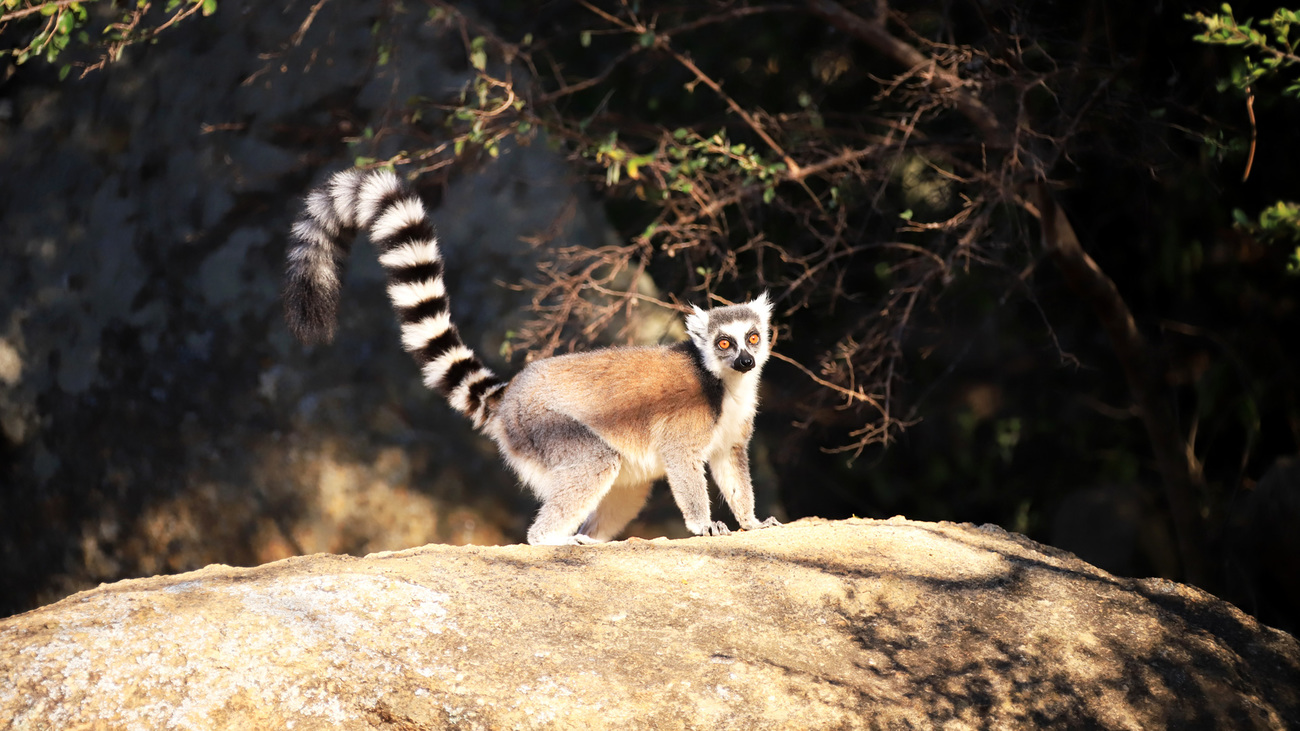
[285,168,781,545]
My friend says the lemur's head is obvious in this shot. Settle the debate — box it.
[686,292,773,379]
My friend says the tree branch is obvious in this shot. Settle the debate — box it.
[0,0,82,24]
[666,47,802,177]
[805,0,1208,584]
[802,0,1004,143]
[1031,183,1206,585]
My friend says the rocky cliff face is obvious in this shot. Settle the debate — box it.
[0,1,626,615]
[2,519,1297,730]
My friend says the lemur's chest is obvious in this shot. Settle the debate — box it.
[705,377,759,457]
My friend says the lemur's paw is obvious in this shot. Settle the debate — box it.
[530,532,603,546]
[691,520,732,537]
[738,515,782,531]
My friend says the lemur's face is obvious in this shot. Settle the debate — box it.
[686,294,773,379]
[711,322,766,374]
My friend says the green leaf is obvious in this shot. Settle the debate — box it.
[626,154,654,180]
[202,0,217,16]
[580,30,592,48]
[469,36,486,71]
[899,209,914,220]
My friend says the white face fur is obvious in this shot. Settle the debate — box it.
[685,293,773,379]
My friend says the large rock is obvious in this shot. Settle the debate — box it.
[2,518,1296,729]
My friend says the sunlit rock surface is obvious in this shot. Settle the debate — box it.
[3,518,1296,730]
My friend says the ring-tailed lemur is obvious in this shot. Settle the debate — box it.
[284,168,782,545]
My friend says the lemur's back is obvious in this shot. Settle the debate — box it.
[493,344,721,459]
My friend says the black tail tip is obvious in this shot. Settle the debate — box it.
[284,280,340,345]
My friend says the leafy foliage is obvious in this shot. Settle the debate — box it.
[0,0,215,76]
[1189,5,1300,99]
[1190,6,1300,271]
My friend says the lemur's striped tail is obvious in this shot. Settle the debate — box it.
[284,169,505,428]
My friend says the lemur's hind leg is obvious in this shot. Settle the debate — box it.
[511,413,623,546]
[579,478,654,542]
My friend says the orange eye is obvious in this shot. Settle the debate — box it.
[717,338,731,350]
[748,333,760,345]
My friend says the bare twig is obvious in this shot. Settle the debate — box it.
[770,351,886,414]
[1243,84,1257,182]
[290,0,330,47]
[802,0,1005,142]
[664,48,802,177]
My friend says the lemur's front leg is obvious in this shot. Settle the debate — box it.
[665,457,731,537]
[710,435,781,532]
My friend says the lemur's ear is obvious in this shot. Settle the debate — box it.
[750,291,773,321]
[686,304,709,340]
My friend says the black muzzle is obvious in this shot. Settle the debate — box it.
[732,350,755,373]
